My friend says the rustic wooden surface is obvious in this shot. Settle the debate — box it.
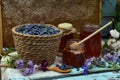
[1,0,101,47]
[0,0,3,53]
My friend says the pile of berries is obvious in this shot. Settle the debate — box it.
[56,64,74,70]
[16,24,60,36]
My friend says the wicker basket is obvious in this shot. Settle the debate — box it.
[12,24,63,65]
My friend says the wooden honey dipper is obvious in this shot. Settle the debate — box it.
[69,21,113,50]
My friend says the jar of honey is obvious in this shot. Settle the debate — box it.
[59,33,73,52]
[80,24,101,59]
[58,23,76,53]
[63,39,86,68]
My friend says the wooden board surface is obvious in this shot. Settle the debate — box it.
[0,0,3,53]
[1,0,101,47]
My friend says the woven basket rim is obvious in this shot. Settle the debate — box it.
[12,24,63,38]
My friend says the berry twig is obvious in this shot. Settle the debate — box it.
[0,64,9,67]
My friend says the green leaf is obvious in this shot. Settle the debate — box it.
[115,22,120,32]
[5,55,19,68]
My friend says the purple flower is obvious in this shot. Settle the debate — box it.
[118,54,120,59]
[32,64,38,74]
[27,60,34,68]
[23,68,32,76]
[113,52,119,57]
[15,59,39,76]
[84,57,95,68]
[95,57,106,66]
[41,60,48,66]
[116,54,120,63]
[87,57,95,62]
[103,52,120,64]
[84,61,91,68]
[22,64,38,76]
[16,59,24,69]
[112,52,119,63]
[41,60,48,71]
[103,53,114,62]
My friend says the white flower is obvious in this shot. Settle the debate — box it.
[116,41,120,48]
[111,40,120,50]
[101,40,105,47]
[107,38,116,46]
[110,29,120,38]
[111,42,118,50]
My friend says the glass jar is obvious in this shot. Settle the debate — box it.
[62,39,85,68]
[59,33,73,52]
[80,24,101,59]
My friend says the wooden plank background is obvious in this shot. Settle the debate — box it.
[1,0,101,48]
[0,0,3,53]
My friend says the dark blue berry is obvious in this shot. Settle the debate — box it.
[16,24,60,36]
[58,64,74,70]
[56,64,60,67]
[76,68,79,71]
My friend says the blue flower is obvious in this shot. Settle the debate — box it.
[16,59,24,69]
[83,66,89,75]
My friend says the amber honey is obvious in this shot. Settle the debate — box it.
[63,39,85,68]
[59,33,73,52]
[80,24,101,58]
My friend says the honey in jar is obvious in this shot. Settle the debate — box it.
[80,24,101,58]
[59,34,73,52]
[63,39,85,68]
[58,23,75,52]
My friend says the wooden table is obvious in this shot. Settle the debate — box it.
[1,52,120,80]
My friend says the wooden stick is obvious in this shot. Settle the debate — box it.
[47,67,71,73]
[78,21,113,45]
[0,64,9,67]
